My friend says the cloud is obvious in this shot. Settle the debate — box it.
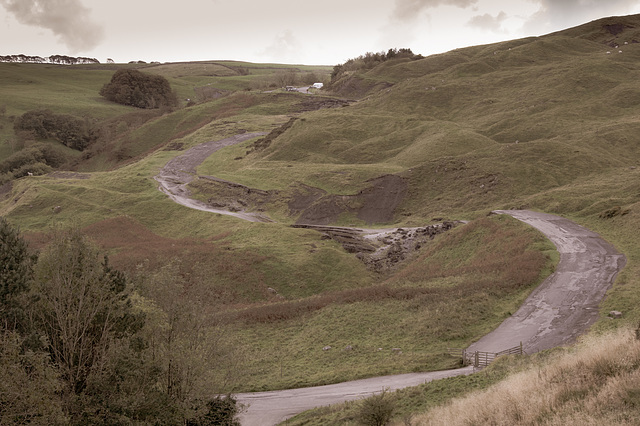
[468,11,508,32]
[392,0,478,21]
[523,0,640,34]
[259,29,303,63]
[0,0,104,53]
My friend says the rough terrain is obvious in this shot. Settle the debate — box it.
[466,210,626,355]
[154,132,273,222]
[236,210,626,426]
[154,136,626,426]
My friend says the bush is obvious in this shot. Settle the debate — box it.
[357,389,396,426]
[0,144,68,175]
[14,110,96,150]
[186,395,240,426]
[188,395,242,426]
[100,69,178,109]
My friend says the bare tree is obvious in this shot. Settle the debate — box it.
[31,228,134,396]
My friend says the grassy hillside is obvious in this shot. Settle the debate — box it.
[1,13,640,423]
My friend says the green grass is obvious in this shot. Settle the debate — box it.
[216,215,555,391]
[2,15,640,424]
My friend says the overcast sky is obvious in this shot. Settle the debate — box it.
[2,0,640,65]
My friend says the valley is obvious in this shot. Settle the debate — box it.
[1,14,640,425]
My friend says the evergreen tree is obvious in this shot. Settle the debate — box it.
[0,217,35,331]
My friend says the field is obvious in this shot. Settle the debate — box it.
[2,13,640,425]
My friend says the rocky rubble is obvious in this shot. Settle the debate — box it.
[292,221,461,272]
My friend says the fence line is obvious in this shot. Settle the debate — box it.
[447,342,524,369]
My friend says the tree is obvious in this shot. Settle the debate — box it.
[0,330,67,424]
[100,69,178,109]
[0,217,35,331]
[31,228,142,398]
[14,109,96,150]
[135,259,243,423]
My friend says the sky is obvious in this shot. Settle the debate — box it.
[2,0,640,65]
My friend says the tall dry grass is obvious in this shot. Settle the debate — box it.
[411,328,640,425]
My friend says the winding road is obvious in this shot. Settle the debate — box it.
[154,132,272,222]
[154,135,626,426]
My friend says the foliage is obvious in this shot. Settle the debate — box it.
[14,109,96,150]
[357,389,396,426]
[135,260,237,403]
[0,330,67,425]
[0,217,35,331]
[0,143,66,181]
[188,395,242,426]
[100,69,179,109]
[330,48,421,86]
[31,228,143,398]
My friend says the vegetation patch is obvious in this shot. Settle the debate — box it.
[100,69,178,109]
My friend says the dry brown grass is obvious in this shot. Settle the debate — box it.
[410,328,640,426]
[24,216,272,304]
[227,216,549,325]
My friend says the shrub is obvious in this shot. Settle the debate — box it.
[100,69,178,109]
[188,395,241,426]
[0,144,68,175]
[357,389,396,426]
[14,110,96,150]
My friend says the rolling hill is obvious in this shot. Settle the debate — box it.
[1,13,640,425]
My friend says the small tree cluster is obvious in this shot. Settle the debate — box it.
[14,109,96,150]
[330,48,422,85]
[100,69,178,109]
[0,143,68,183]
[0,221,242,425]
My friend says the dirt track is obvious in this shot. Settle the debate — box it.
[236,210,625,426]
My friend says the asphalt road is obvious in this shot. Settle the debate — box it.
[154,132,273,222]
[236,210,626,426]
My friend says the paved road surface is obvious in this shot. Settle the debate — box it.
[154,132,272,222]
[236,210,626,425]
[467,210,626,354]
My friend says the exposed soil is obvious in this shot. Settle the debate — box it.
[294,97,352,112]
[292,221,460,272]
[237,210,627,426]
[289,175,408,226]
[154,132,275,223]
[155,133,453,272]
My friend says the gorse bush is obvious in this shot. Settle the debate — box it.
[100,69,178,109]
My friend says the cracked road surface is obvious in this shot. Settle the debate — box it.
[236,210,625,426]
[154,132,272,222]
[467,210,626,355]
